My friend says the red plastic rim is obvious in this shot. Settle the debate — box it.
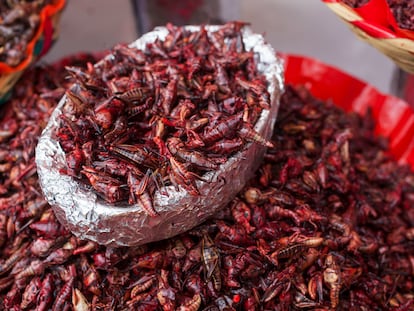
[281,52,414,169]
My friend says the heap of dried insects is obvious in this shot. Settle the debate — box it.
[0,51,412,309]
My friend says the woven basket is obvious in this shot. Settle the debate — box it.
[324,1,414,74]
[0,0,66,103]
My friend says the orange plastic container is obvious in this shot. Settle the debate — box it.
[0,0,66,103]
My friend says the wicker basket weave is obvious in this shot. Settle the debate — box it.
[324,1,414,74]
[0,0,66,103]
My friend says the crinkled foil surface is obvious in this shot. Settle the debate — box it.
[35,25,284,247]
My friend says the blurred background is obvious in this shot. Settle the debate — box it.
[44,0,396,94]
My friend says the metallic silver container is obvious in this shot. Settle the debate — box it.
[36,24,284,247]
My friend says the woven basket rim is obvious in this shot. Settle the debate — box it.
[325,1,414,73]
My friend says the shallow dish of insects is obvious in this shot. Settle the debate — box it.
[36,22,284,247]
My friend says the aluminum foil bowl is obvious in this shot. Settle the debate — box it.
[36,24,284,247]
